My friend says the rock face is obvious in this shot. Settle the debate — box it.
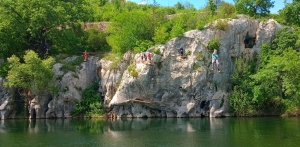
[100,17,282,118]
[0,78,12,120]
[45,56,99,118]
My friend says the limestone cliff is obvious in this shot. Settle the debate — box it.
[100,17,282,118]
[0,17,283,119]
[45,56,99,118]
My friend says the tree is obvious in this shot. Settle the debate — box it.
[85,28,109,52]
[250,28,300,113]
[208,0,217,16]
[217,1,236,18]
[271,27,298,54]
[280,1,300,25]
[107,11,153,53]
[234,0,275,17]
[0,0,92,59]
[153,26,169,45]
[251,48,300,112]
[213,0,223,7]
[4,50,55,115]
[174,2,185,10]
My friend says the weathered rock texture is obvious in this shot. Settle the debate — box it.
[100,17,282,118]
[44,56,99,118]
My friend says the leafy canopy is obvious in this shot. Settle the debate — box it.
[4,50,55,95]
[0,0,92,58]
[234,0,275,17]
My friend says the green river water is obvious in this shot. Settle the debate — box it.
[0,117,299,147]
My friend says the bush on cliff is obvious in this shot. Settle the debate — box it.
[71,82,105,117]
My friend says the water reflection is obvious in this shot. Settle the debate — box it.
[0,118,300,147]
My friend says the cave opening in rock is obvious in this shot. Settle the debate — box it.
[244,34,256,48]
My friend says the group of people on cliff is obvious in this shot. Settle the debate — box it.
[139,47,220,72]
[140,52,152,63]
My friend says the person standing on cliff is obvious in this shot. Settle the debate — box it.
[45,43,49,54]
[211,49,220,72]
[83,50,89,61]
[147,52,152,63]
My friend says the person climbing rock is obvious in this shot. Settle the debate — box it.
[178,47,184,57]
[211,49,220,72]
[83,50,89,61]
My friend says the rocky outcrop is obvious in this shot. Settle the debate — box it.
[44,56,99,118]
[100,16,282,118]
[0,78,12,120]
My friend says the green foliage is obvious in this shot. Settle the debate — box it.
[279,1,300,25]
[153,26,169,45]
[133,40,154,53]
[216,19,228,31]
[230,27,300,115]
[170,23,185,38]
[174,2,185,10]
[71,82,105,117]
[251,48,300,111]
[49,24,88,55]
[107,11,153,53]
[60,57,83,73]
[153,49,161,55]
[208,0,217,16]
[0,0,92,58]
[229,86,256,115]
[207,38,221,51]
[0,62,10,77]
[85,28,109,52]
[196,52,204,61]
[127,63,138,77]
[186,50,191,56]
[230,56,257,115]
[4,50,55,95]
[271,27,298,54]
[217,1,236,18]
[103,52,122,69]
[192,63,200,70]
[234,0,275,17]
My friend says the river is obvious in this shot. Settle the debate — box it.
[0,117,299,147]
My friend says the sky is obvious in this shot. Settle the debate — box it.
[130,0,285,14]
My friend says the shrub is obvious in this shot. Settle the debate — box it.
[217,2,236,18]
[85,27,109,52]
[153,48,161,55]
[196,52,204,61]
[103,52,122,69]
[193,63,200,70]
[127,63,138,77]
[60,57,83,73]
[133,40,154,53]
[71,82,104,117]
[0,62,10,77]
[216,19,228,31]
[207,38,221,51]
[186,50,191,55]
